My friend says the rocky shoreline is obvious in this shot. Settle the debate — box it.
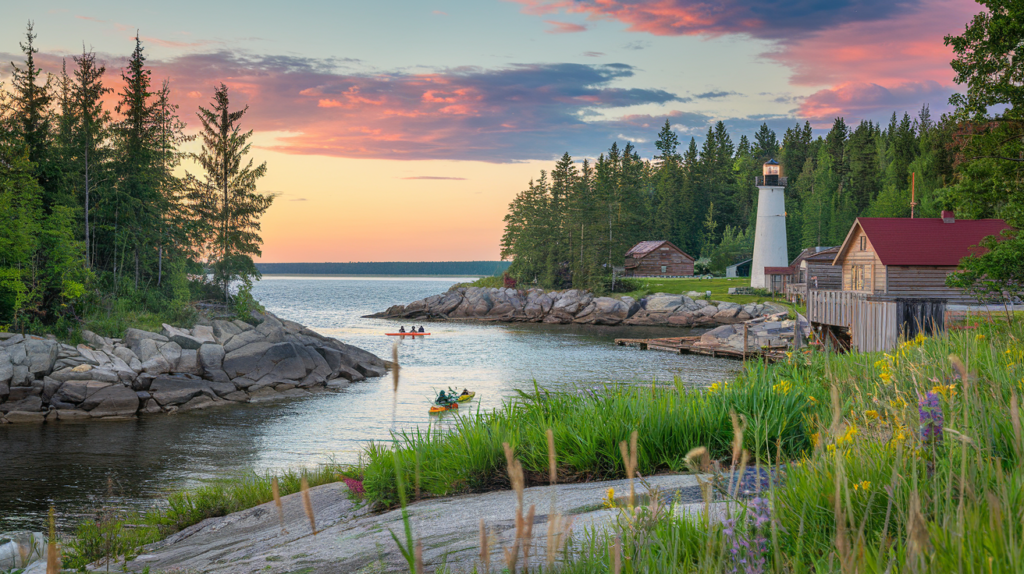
[0,314,386,425]
[371,286,786,327]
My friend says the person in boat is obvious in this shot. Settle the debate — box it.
[398,326,406,333]
[419,326,425,333]
[436,389,453,405]
[460,388,470,397]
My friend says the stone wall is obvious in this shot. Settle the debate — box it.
[0,314,387,424]
[372,287,785,328]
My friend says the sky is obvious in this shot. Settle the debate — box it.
[1,0,981,262]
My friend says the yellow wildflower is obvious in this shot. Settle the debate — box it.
[807,396,818,404]
[865,410,879,420]
[932,384,956,399]
[879,372,892,383]
[810,432,820,448]
[827,444,836,454]
[773,380,792,395]
[603,487,617,509]
[890,397,907,409]
[853,480,871,491]
[915,332,926,344]
[837,424,859,446]
[874,359,887,371]
[709,381,727,393]
[976,334,985,341]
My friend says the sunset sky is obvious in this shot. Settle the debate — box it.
[2,0,980,262]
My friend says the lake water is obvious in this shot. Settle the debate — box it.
[0,276,739,531]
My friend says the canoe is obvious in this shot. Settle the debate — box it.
[457,392,476,403]
[386,333,431,336]
[429,403,458,413]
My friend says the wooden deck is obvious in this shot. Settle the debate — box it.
[615,336,787,362]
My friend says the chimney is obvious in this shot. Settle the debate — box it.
[942,210,955,223]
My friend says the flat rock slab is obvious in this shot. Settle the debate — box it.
[126,474,712,574]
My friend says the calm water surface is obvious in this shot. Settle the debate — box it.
[0,276,739,530]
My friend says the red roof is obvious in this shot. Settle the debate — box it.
[765,266,796,275]
[836,217,1011,266]
[625,240,693,260]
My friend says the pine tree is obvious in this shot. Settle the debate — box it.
[191,84,273,302]
[9,22,53,200]
[753,123,779,161]
[70,48,112,270]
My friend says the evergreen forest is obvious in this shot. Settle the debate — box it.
[0,24,273,335]
[500,111,959,291]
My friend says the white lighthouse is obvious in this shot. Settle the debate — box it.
[750,159,788,289]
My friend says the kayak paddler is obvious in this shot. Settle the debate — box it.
[437,389,451,405]
[419,326,425,333]
[399,326,406,333]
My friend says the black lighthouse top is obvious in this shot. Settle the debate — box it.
[757,159,786,187]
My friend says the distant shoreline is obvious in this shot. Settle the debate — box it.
[256,261,510,276]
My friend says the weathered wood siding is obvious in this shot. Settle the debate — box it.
[807,290,898,352]
[804,261,842,290]
[840,226,886,292]
[625,246,694,277]
[852,300,898,352]
[885,266,975,304]
[896,299,946,337]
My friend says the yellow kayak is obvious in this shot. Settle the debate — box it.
[457,392,476,403]
[429,403,458,414]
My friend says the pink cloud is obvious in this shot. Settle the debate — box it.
[799,81,954,124]
[545,20,587,34]
[511,0,978,124]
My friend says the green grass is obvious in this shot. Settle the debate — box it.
[449,276,504,290]
[542,320,1024,572]
[617,276,802,311]
[359,377,814,508]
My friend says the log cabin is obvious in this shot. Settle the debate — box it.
[624,240,695,277]
[807,212,1010,351]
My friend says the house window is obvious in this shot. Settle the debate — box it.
[859,236,867,251]
[661,265,667,274]
[851,265,869,291]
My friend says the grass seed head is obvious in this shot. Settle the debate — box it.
[547,428,557,485]
[301,476,317,536]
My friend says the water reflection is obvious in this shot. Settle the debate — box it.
[0,277,739,530]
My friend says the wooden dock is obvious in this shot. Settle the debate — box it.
[615,336,787,362]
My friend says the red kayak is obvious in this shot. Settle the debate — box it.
[386,333,431,336]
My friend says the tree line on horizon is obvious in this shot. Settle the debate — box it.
[500,110,955,290]
[0,23,273,332]
[256,261,511,276]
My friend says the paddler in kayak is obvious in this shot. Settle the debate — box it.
[399,326,406,333]
[460,388,470,398]
[436,389,455,405]
[419,326,425,333]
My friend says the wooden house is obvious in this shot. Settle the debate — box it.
[765,266,796,295]
[783,246,841,302]
[807,212,1010,351]
[624,241,694,277]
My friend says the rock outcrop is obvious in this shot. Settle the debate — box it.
[692,313,812,354]
[0,314,386,424]
[371,286,784,328]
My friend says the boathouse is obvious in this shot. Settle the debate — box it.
[624,240,694,277]
[807,212,1010,351]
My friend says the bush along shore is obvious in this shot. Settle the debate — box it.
[0,313,386,424]
[371,286,788,327]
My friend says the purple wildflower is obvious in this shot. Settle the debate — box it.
[919,392,944,446]
[720,497,773,573]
